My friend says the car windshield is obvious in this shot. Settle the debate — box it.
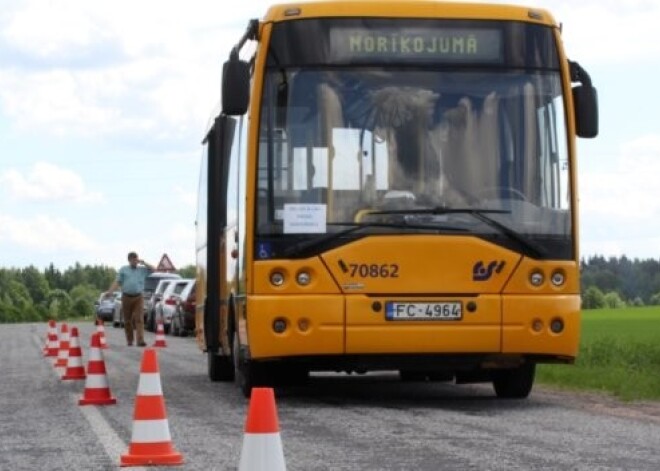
[145,275,180,292]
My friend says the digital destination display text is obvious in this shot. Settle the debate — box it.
[330,28,502,62]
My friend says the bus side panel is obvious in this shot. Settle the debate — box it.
[195,245,207,351]
[247,295,344,358]
[502,295,580,358]
[345,295,501,354]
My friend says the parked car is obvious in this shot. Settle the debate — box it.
[155,279,193,334]
[171,279,196,337]
[112,293,124,328]
[143,272,181,319]
[146,279,177,332]
[95,292,120,323]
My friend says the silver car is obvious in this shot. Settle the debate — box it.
[93,291,120,325]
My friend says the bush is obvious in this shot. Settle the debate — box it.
[650,292,660,305]
[630,296,645,307]
[0,302,21,323]
[603,291,626,309]
[582,286,605,309]
[71,298,94,319]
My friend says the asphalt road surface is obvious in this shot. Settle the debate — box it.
[1,322,659,470]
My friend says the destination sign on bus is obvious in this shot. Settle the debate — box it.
[330,27,502,62]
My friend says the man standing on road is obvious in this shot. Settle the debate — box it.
[105,252,154,346]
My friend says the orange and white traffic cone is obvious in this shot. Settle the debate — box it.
[79,332,117,406]
[238,388,286,471]
[120,348,183,467]
[153,320,167,348]
[96,319,108,349]
[53,323,70,377]
[43,320,59,357]
[62,327,86,381]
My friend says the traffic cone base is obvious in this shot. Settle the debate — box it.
[121,348,182,466]
[121,441,183,466]
[79,393,117,406]
[79,332,116,406]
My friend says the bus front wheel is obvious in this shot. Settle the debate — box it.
[233,332,267,398]
[492,363,536,399]
[208,350,234,382]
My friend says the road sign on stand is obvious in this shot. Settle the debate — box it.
[156,254,176,272]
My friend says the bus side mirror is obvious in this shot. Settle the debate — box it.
[573,84,598,138]
[222,52,250,116]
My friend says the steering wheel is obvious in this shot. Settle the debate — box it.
[477,186,528,201]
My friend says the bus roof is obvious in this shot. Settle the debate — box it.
[262,1,557,26]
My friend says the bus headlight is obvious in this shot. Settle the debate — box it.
[270,271,285,287]
[530,271,544,287]
[296,271,311,286]
[551,270,565,287]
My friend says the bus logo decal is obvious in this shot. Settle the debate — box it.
[472,260,505,281]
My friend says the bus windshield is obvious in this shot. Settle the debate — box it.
[256,19,571,259]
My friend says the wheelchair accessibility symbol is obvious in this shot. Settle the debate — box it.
[257,242,272,259]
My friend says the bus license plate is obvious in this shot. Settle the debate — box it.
[385,302,462,321]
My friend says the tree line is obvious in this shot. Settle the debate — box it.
[580,255,660,309]
[0,263,195,324]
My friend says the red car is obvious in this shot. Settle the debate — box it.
[171,280,195,336]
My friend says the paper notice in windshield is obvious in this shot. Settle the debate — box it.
[283,204,327,233]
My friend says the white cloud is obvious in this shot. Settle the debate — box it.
[2,1,110,59]
[169,223,196,242]
[0,162,102,203]
[174,185,197,209]
[0,213,99,252]
[0,69,124,136]
[579,134,660,257]
[489,0,660,65]
[580,134,660,218]
[0,0,256,140]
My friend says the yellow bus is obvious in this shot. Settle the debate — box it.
[196,1,598,398]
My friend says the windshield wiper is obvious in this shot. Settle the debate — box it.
[281,221,466,258]
[367,207,545,258]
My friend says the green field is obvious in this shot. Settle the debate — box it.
[536,306,660,401]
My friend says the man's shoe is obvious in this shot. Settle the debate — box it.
[137,341,147,347]
[127,342,133,346]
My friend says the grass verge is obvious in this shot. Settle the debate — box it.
[537,306,660,401]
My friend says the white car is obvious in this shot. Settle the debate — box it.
[143,272,182,318]
[146,279,176,332]
[155,279,193,334]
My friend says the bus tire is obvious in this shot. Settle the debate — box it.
[275,365,309,386]
[233,332,267,398]
[208,350,234,382]
[399,370,426,382]
[492,363,536,399]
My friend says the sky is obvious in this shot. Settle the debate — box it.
[0,0,659,271]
